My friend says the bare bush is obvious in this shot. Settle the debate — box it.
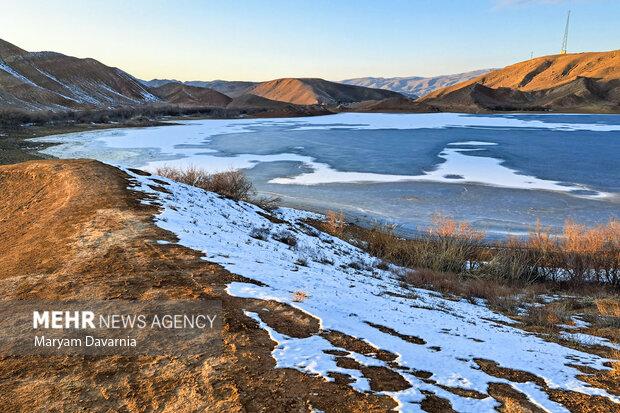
[273,231,297,247]
[350,214,485,274]
[321,210,345,237]
[314,210,619,290]
[155,166,281,211]
[252,195,281,211]
[482,237,546,284]
[292,290,309,302]
[156,166,254,201]
[406,268,532,304]
[249,226,270,241]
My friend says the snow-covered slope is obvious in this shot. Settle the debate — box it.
[125,168,619,412]
[0,38,161,111]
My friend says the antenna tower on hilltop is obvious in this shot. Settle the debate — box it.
[561,10,571,54]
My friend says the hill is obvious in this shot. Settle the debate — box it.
[226,93,289,109]
[231,78,404,105]
[419,50,620,112]
[0,38,160,111]
[139,79,259,96]
[226,93,334,117]
[150,83,232,107]
[341,69,495,98]
[343,97,438,113]
[185,80,259,96]
[139,78,181,88]
[1,159,617,411]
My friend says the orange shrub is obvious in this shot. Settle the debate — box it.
[324,210,345,237]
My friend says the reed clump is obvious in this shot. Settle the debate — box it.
[322,212,620,288]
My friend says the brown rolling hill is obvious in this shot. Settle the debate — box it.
[0,38,161,111]
[226,93,289,110]
[150,83,232,107]
[344,97,438,113]
[227,93,334,117]
[231,78,403,105]
[419,50,620,112]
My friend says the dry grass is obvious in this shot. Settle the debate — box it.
[322,210,345,237]
[523,305,571,328]
[156,166,254,201]
[610,349,620,380]
[405,268,540,311]
[292,290,309,302]
[347,214,485,274]
[155,165,279,209]
[596,298,620,317]
[327,213,619,289]
[594,299,620,329]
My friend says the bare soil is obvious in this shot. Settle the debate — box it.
[0,160,396,412]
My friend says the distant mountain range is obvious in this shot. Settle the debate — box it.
[149,83,231,107]
[341,69,495,98]
[140,79,258,96]
[0,38,403,113]
[1,37,618,114]
[141,78,402,104]
[227,78,402,105]
[139,70,495,101]
[419,50,620,113]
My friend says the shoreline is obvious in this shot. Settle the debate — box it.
[3,105,620,165]
[10,111,620,241]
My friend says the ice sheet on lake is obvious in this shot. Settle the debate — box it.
[30,113,614,198]
[269,146,609,198]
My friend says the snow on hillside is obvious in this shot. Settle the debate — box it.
[0,39,163,110]
[125,168,619,412]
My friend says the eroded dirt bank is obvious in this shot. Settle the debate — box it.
[0,160,395,412]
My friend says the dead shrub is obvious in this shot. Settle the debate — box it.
[273,231,297,247]
[322,210,345,237]
[481,237,545,284]
[523,303,573,328]
[348,215,485,274]
[249,226,270,241]
[252,195,281,211]
[356,222,405,263]
[155,166,280,210]
[559,220,620,285]
[423,214,485,273]
[405,269,523,304]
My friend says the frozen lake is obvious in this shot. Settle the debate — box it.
[32,113,620,238]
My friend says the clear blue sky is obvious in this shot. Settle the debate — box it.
[1,0,618,81]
